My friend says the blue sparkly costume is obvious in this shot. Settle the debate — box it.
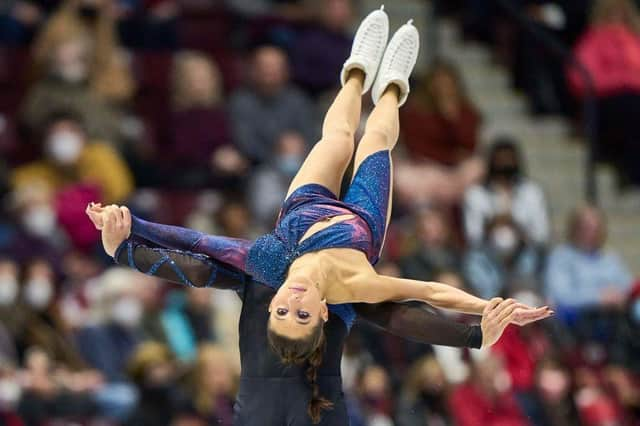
[118,149,391,329]
[113,148,485,425]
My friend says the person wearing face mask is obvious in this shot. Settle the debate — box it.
[14,259,87,370]
[74,267,144,421]
[12,110,134,204]
[397,355,450,426]
[464,216,542,299]
[247,130,307,229]
[463,137,550,249]
[1,184,67,267]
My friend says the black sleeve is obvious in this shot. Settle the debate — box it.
[114,239,247,291]
[353,302,483,349]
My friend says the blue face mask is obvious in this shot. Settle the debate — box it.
[631,299,640,323]
[276,155,303,177]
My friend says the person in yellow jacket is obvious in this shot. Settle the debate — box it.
[12,111,134,204]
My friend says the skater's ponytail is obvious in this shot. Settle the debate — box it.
[268,320,333,424]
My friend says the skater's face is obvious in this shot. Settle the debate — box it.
[269,281,328,339]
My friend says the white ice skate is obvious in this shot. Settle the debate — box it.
[340,5,389,94]
[371,20,420,107]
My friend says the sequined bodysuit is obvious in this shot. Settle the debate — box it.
[120,150,391,329]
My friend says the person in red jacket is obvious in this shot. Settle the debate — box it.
[396,60,485,207]
[449,353,530,426]
[567,0,640,188]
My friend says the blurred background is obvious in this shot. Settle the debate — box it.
[0,0,639,424]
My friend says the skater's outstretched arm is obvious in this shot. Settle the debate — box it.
[87,203,252,272]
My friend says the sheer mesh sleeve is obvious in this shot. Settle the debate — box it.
[354,302,482,349]
[114,239,247,290]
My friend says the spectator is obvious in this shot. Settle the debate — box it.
[0,259,21,362]
[12,110,134,204]
[535,359,580,426]
[396,60,485,206]
[574,367,627,425]
[290,0,354,96]
[492,323,552,425]
[247,130,306,228]
[229,45,317,164]
[13,259,87,369]
[186,344,236,426]
[464,137,549,247]
[399,206,461,282]
[396,355,450,426]
[225,0,309,20]
[16,347,98,425]
[116,0,179,50]
[449,353,529,426]
[1,184,65,267]
[545,204,633,309]
[21,0,135,145]
[57,250,104,331]
[124,342,184,426]
[166,51,247,188]
[160,288,216,362]
[74,267,146,421]
[609,282,640,374]
[349,365,394,426]
[568,0,640,188]
[0,0,45,45]
[216,198,255,239]
[463,215,541,298]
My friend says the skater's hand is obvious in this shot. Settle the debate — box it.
[481,298,553,348]
[86,202,105,230]
[101,205,132,257]
[510,302,553,326]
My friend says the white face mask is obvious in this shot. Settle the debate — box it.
[56,61,89,83]
[24,278,54,309]
[490,225,518,255]
[22,206,57,238]
[111,297,143,328]
[47,131,83,165]
[0,378,22,408]
[0,277,18,306]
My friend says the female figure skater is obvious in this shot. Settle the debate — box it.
[88,7,551,424]
[89,204,535,426]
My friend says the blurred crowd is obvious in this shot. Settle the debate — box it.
[440,0,640,192]
[0,0,639,425]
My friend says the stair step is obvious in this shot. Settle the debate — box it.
[436,17,640,273]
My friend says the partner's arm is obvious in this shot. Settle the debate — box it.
[87,203,252,271]
[354,302,483,348]
[355,297,551,349]
[114,239,247,290]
